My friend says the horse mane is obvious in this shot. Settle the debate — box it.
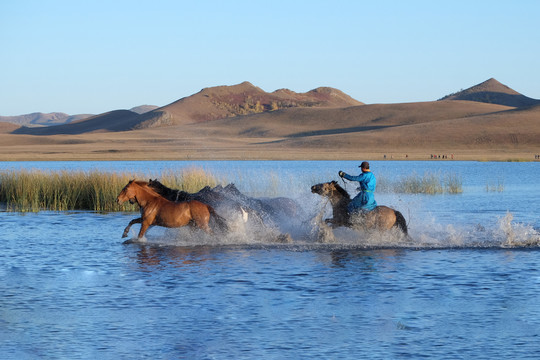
[331,181,351,199]
[148,179,191,201]
[132,180,161,197]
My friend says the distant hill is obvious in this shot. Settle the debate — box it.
[129,105,159,114]
[0,112,93,127]
[132,81,363,129]
[1,105,157,128]
[8,79,540,139]
[13,82,363,134]
[12,110,140,135]
[439,78,540,107]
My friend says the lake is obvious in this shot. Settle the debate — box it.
[1,161,539,359]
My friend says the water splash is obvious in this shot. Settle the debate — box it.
[122,205,540,250]
[495,212,540,248]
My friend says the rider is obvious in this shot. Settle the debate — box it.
[338,161,377,214]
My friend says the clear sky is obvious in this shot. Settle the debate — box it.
[1,0,539,116]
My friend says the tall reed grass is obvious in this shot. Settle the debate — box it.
[0,168,219,212]
[381,171,463,194]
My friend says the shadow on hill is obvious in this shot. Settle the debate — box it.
[12,110,141,135]
[443,91,539,108]
[286,125,393,138]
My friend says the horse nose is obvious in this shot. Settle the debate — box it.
[311,185,316,192]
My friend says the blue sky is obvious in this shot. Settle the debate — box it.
[1,0,539,115]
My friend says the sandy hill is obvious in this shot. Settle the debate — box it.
[0,122,20,134]
[132,82,363,129]
[439,78,539,107]
[173,100,516,147]
[264,103,540,150]
[197,100,511,139]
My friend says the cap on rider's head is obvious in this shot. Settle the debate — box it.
[359,161,370,170]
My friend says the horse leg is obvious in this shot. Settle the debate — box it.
[192,210,212,234]
[194,218,212,234]
[137,220,152,239]
[325,218,341,228]
[123,217,142,238]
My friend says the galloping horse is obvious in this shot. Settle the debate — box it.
[311,181,408,235]
[146,179,302,221]
[117,180,228,239]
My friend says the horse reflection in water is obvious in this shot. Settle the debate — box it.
[311,180,408,235]
[135,245,218,269]
[117,180,228,240]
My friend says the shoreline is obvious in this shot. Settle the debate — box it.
[1,134,538,163]
[0,151,538,162]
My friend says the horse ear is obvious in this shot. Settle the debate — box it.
[331,180,337,185]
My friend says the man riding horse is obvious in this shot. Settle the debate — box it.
[338,161,377,214]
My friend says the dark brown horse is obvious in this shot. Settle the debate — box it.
[145,179,305,230]
[117,180,228,239]
[311,181,408,235]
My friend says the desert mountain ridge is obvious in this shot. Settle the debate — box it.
[438,78,539,107]
[3,78,539,162]
[10,82,363,135]
[1,77,538,161]
[130,81,364,130]
[7,78,539,136]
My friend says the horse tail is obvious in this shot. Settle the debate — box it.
[394,210,408,235]
[208,206,229,233]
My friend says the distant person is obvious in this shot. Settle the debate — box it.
[338,161,377,213]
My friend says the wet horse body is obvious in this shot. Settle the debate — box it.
[117,180,227,239]
[311,181,408,234]
[146,180,302,226]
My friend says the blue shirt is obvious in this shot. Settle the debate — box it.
[342,171,377,212]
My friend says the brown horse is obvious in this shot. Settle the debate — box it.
[117,180,228,239]
[311,180,408,235]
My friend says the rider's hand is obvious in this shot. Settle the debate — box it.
[338,171,344,177]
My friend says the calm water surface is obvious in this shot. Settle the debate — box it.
[1,161,539,359]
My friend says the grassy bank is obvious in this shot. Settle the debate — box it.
[0,168,219,212]
[0,168,464,212]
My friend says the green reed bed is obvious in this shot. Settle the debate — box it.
[0,168,219,212]
[380,171,463,194]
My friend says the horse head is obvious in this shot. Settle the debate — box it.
[117,180,137,205]
[147,179,168,194]
[311,181,350,200]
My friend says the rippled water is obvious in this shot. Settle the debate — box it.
[1,161,539,358]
